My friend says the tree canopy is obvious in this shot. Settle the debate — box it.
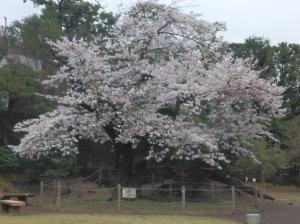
[11,2,284,181]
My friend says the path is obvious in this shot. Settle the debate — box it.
[231,199,300,224]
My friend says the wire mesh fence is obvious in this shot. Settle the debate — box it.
[31,180,263,215]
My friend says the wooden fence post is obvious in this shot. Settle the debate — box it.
[117,184,121,211]
[181,185,186,213]
[96,189,100,200]
[39,181,44,206]
[254,183,258,207]
[260,185,264,210]
[98,170,102,187]
[52,180,57,204]
[169,182,172,200]
[231,186,236,214]
[210,182,215,203]
[56,181,61,207]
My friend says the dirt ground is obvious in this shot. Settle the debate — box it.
[229,199,300,224]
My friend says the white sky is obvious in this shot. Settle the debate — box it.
[0,0,299,44]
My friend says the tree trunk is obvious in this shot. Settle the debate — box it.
[113,138,149,187]
[104,124,149,186]
[3,129,8,145]
[113,142,134,186]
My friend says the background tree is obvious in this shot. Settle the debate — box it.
[0,24,19,61]
[0,59,51,146]
[225,139,288,183]
[0,60,54,177]
[276,116,300,181]
[274,43,300,116]
[23,0,116,40]
[230,38,300,116]
[230,37,275,79]
[230,37,300,184]
[13,7,63,65]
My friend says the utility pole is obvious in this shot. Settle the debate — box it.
[4,17,7,28]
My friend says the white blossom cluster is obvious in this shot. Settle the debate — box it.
[11,1,285,167]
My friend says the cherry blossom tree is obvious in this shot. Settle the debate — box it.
[11,1,285,183]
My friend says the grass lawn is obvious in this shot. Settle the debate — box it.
[0,214,240,224]
[49,199,236,215]
[264,184,300,202]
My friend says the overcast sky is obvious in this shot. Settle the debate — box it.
[0,0,299,44]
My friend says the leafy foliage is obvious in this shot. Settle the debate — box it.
[0,146,79,179]
[230,37,300,116]
[224,139,288,181]
[23,0,117,40]
[20,152,79,180]
[0,146,19,172]
[230,37,275,79]
[230,37,300,183]
[13,7,63,61]
[277,116,300,168]
[0,59,52,145]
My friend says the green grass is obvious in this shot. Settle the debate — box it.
[35,194,258,216]
[0,214,240,224]
[38,198,244,215]
[264,184,300,202]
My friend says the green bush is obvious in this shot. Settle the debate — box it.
[0,146,19,172]
[19,152,79,181]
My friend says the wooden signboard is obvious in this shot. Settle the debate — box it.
[122,188,136,199]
